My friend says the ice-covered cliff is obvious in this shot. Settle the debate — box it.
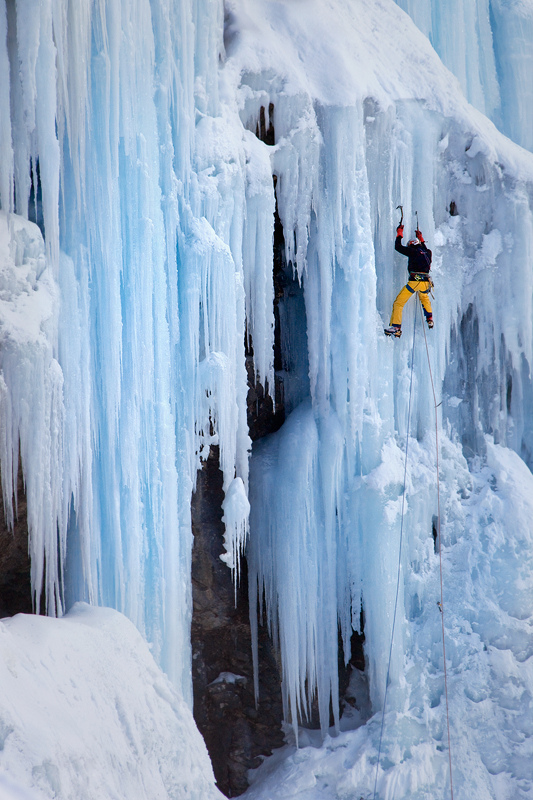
[1,0,533,798]
[395,0,533,152]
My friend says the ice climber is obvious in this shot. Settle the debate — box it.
[384,224,433,338]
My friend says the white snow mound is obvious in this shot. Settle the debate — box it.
[0,604,223,800]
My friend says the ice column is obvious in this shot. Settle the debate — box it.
[0,0,269,704]
[248,99,383,737]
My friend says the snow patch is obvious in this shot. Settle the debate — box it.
[0,605,223,800]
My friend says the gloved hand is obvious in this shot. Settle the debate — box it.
[396,225,404,237]
[415,229,424,243]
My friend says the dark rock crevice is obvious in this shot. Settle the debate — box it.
[191,447,284,797]
[190,103,287,796]
[0,462,33,618]
[255,104,275,147]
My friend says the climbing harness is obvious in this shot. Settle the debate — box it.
[408,273,433,285]
[373,300,455,800]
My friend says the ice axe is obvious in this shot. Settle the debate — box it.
[396,204,403,226]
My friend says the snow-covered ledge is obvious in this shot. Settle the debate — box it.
[0,604,223,800]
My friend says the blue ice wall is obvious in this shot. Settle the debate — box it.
[0,0,263,704]
[394,0,533,151]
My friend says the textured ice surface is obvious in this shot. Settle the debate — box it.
[394,0,533,152]
[243,436,533,799]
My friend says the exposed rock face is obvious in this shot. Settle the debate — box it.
[191,447,284,797]
[0,466,33,618]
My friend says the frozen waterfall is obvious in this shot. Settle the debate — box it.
[1,0,533,798]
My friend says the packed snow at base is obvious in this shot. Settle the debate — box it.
[0,604,223,800]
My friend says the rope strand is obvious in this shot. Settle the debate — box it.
[372,304,418,800]
[421,311,454,800]
[373,302,454,800]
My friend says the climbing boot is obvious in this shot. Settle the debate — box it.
[427,318,434,329]
[384,326,402,338]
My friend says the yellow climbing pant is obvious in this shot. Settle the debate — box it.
[390,280,432,327]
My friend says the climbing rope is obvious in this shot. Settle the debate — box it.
[421,308,455,800]
[372,303,418,800]
[373,301,454,800]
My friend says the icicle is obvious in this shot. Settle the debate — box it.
[220,476,250,590]
[0,1,13,212]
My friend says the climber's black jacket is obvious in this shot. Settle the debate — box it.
[395,235,432,277]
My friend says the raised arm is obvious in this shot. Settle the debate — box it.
[416,229,432,262]
[395,225,410,257]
